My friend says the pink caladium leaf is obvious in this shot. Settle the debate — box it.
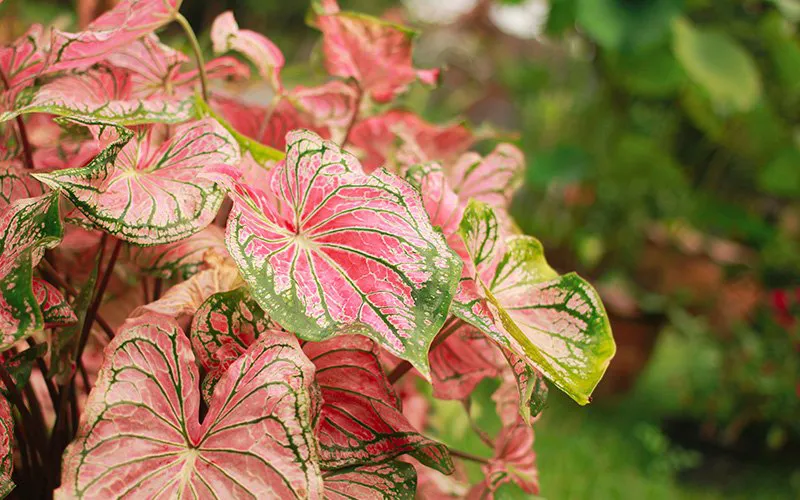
[430,322,502,401]
[57,314,324,498]
[126,225,228,280]
[350,111,473,172]
[35,118,239,245]
[468,423,539,498]
[205,130,462,377]
[132,261,243,323]
[447,143,524,215]
[0,192,63,351]
[500,348,548,422]
[32,278,77,328]
[303,336,454,474]
[211,11,284,90]
[455,200,615,406]
[323,462,416,500]
[313,7,439,103]
[46,0,182,73]
[104,35,188,98]
[0,160,45,208]
[189,286,277,401]
[0,24,46,111]
[0,395,12,498]
[289,81,359,134]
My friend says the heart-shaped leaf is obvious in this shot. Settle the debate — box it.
[206,130,461,377]
[47,0,182,73]
[33,278,77,328]
[127,225,228,280]
[35,118,239,245]
[211,11,284,90]
[457,200,615,405]
[323,462,416,500]
[303,336,454,474]
[0,395,12,498]
[4,65,194,125]
[312,7,438,102]
[58,314,323,498]
[447,144,523,216]
[0,192,63,351]
[104,35,188,98]
[190,286,277,400]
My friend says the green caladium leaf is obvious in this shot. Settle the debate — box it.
[0,341,47,396]
[0,395,13,498]
[35,118,239,245]
[0,192,63,351]
[204,130,462,378]
[58,314,323,498]
[323,462,417,500]
[190,286,278,401]
[454,200,615,405]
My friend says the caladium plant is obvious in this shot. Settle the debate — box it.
[0,0,615,498]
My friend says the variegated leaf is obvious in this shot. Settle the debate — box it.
[350,111,473,172]
[127,225,228,280]
[0,192,63,351]
[456,200,615,405]
[0,24,45,112]
[290,81,358,133]
[500,348,548,422]
[0,395,12,498]
[211,11,284,90]
[0,341,47,395]
[6,65,194,125]
[468,423,539,498]
[189,287,277,401]
[35,118,239,245]
[0,160,44,208]
[46,0,182,73]
[33,278,77,328]
[206,130,461,377]
[104,35,188,98]
[313,8,438,102]
[447,144,523,214]
[323,462,416,500]
[303,336,454,474]
[430,323,501,401]
[57,314,323,499]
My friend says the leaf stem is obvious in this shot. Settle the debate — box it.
[340,85,363,148]
[176,13,209,101]
[0,364,49,482]
[25,338,58,408]
[448,448,489,464]
[75,238,121,363]
[0,66,35,170]
[387,316,464,384]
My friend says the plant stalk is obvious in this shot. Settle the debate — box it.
[448,448,489,464]
[176,13,209,101]
[387,317,463,384]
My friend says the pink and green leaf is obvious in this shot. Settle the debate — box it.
[0,24,45,111]
[0,160,45,208]
[1,341,47,395]
[35,118,239,245]
[323,462,416,500]
[126,225,228,280]
[447,144,524,214]
[0,395,13,498]
[211,11,284,90]
[429,323,501,401]
[57,314,323,498]
[303,336,454,474]
[206,130,462,378]
[469,423,539,497]
[33,278,77,328]
[0,192,63,351]
[104,35,188,98]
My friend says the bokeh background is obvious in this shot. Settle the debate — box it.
[2,0,799,498]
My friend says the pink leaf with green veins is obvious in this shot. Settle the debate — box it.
[448,143,524,214]
[127,225,229,280]
[104,35,188,97]
[57,314,323,499]
[46,0,182,73]
[34,118,240,245]
[290,81,359,132]
[303,336,454,474]
[349,110,473,172]
[429,323,502,401]
[0,160,45,208]
[205,130,461,378]
[313,9,439,102]
[323,462,416,500]
[32,278,77,328]
[0,192,63,351]
[211,11,284,90]
[0,24,46,109]
[0,395,13,498]
[189,287,278,402]
[468,423,539,498]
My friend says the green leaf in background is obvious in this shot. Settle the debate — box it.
[672,17,762,112]
[545,0,578,37]
[576,0,681,51]
[759,148,800,198]
[770,0,800,22]
[526,144,590,188]
[604,44,685,98]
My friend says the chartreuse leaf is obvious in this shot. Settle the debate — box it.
[323,462,416,500]
[0,395,12,498]
[35,118,239,245]
[455,200,615,405]
[57,314,323,498]
[304,336,454,474]
[206,130,462,378]
[194,94,285,164]
[0,192,63,351]
[672,17,762,112]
